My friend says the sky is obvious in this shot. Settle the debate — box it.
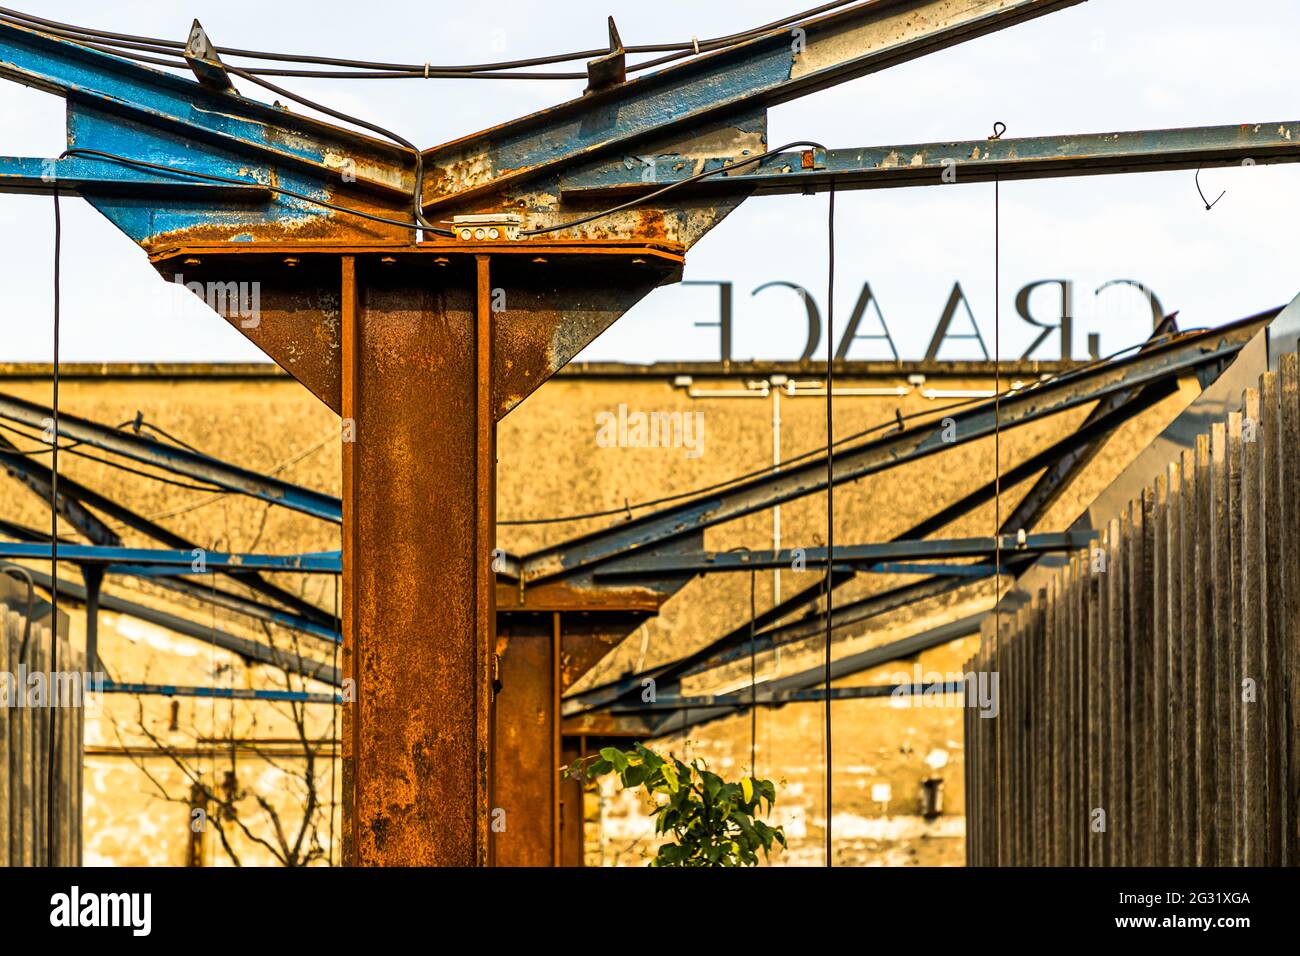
[1,0,1297,364]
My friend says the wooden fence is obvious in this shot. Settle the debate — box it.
[0,576,83,866]
[965,351,1300,866]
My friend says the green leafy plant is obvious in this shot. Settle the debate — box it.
[565,742,786,867]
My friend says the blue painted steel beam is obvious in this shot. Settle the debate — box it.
[420,0,1084,208]
[0,19,410,195]
[524,317,1262,585]
[606,681,970,712]
[0,153,270,197]
[115,569,339,640]
[0,515,338,640]
[591,532,1094,578]
[0,432,338,628]
[102,681,338,704]
[0,390,341,522]
[0,541,340,573]
[562,120,1300,198]
[20,564,339,684]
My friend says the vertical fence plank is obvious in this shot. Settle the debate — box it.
[1179,448,1201,867]
[1193,434,1217,866]
[1280,352,1300,867]
[1241,389,1267,865]
[1165,461,1185,864]
[1132,492,1153,866]
[1227,411,1245,866]
[1105,518,1124,865]
[1151,475,1169,867]
[1260,371,1288,865]
[1209,422,1235,865]
[1072,551,1086,866]
[963,348,1300,866]
[1033,593,1047,865]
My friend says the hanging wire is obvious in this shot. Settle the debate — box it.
[993,169,1003,863]
[46,185,61,865]
[0,3,859,80]
[749,564,757,777]
[328,573,340,865]
[822,181,836,868]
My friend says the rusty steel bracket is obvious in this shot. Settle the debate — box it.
[584,17,626,94]
[182,19,234,92]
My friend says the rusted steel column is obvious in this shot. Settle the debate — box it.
[491,618,554,866]
[344,254,494,866]
[559,740,586,866]
[341,255,358,867]
[551,612,562,865]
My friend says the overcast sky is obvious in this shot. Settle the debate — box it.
[1,0,1297,364]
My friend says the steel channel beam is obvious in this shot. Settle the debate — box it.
[421,0,1084,208]
[18,564,338,685]
[608,680,971,712]
[527,318,1263,586]
[566,340,1186,720]
[0,19,412,197]
[0,437,337,626]
[0,541,339,573]
[592,531,1093,578]
[622,615,984,732]
[562,121,1300,198]
[0,155,268,198]
[564,382,1157,713]
[0,392,341,522]
[100,682,337,704]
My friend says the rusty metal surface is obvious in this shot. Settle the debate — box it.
[149,242,682,416]
[492,619,555,867]
[343,255,490,865]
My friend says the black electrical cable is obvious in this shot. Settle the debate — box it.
[59,149,449,235]
[822,181,835,869]
[497,331,1179,527]
[521,140,827,235]
[0,417,133,455]
[224,67,440,231]
[328,573,339,867]
[47,185,60,866]
[136,420,203,456]
[0,421,226,493]
[749,564,757,777]
[0,1,859,78]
